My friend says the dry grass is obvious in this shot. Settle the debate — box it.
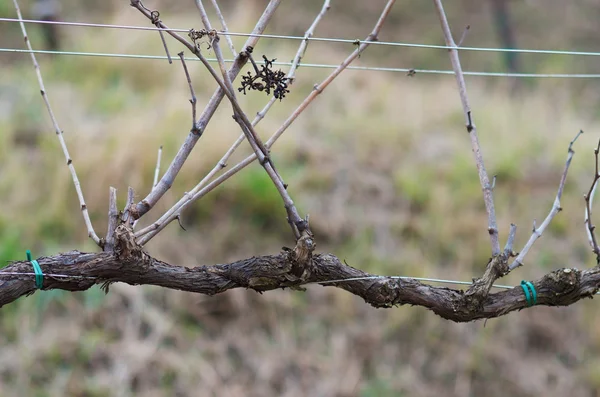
[2,2,600,396]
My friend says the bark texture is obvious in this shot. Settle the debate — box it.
[2,245,598,322]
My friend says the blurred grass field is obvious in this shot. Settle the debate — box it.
[2,1,600,396]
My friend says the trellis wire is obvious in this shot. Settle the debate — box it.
[0,271,96,280]
[3,270,599,295]
[3,48,600,78]
[3,17,600,58]
[0,270,513,290]
[304,276,514,290]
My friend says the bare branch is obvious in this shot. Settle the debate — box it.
[104,187,119,252]
[584,137,600,259]
[136,2,173,63]
[193,2,267,158]
[509,130,582,270]
[13,0,101,246]
[135,0,396,243]
[0,248,598,322]
[130,0,283,220]
[178,52,198,132]
[194,0,306,239]
[154,15,172,63]
[433,0,500,256]
[209,0,237,57]
[286,0,331,85]
[253,0,331,125]
[158,29,173,63]
[137,0,331,240]
[265,0,396,148]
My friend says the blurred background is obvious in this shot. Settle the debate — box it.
[2,0,600,396]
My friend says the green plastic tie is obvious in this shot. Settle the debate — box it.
[520,280,537,307]
[26,250,43,289]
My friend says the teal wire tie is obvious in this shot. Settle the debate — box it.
[26,250,43,289]
[520,280,537,307]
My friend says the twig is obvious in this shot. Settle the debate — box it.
[159,33,172,63]
[265,0,396,148]
[176,215,186,231]
[433,0,501,256]
[209,0,237,57]
[509,130,583,270]
[138,3,172,63]
[153,146,163,189]
[13,0,101,246]
[157,27,172,64]
[216,0,331,169]
[194,2,268,159]
[194,0,306,239]
[254,0,331,127]
[135,0,397,244]
[136,0,331,241]
[457,25,470,47]
[584,137,600,259]
[287,0,331,85]
[178,52,198,132]
[130,0,283,221]
[105,187,119,252]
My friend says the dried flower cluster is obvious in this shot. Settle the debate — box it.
[238,48,290,100]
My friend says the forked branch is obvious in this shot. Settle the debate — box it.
[135,0,331,243]
[129,0,283,221]
[194,0,307,238]
[135,0,396,244]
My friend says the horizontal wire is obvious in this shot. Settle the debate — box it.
[0,17,190,33]
[310,276,600,295]
[0,270,512,290]
[305,276,514,290]
[3,17,600,58]
[3,270,598,295]
[4,48,600,78]
[0,271,96,280]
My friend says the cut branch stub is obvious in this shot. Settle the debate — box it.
[114,224,145,261]
[463,253,510,309]
[288,232,316,279]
